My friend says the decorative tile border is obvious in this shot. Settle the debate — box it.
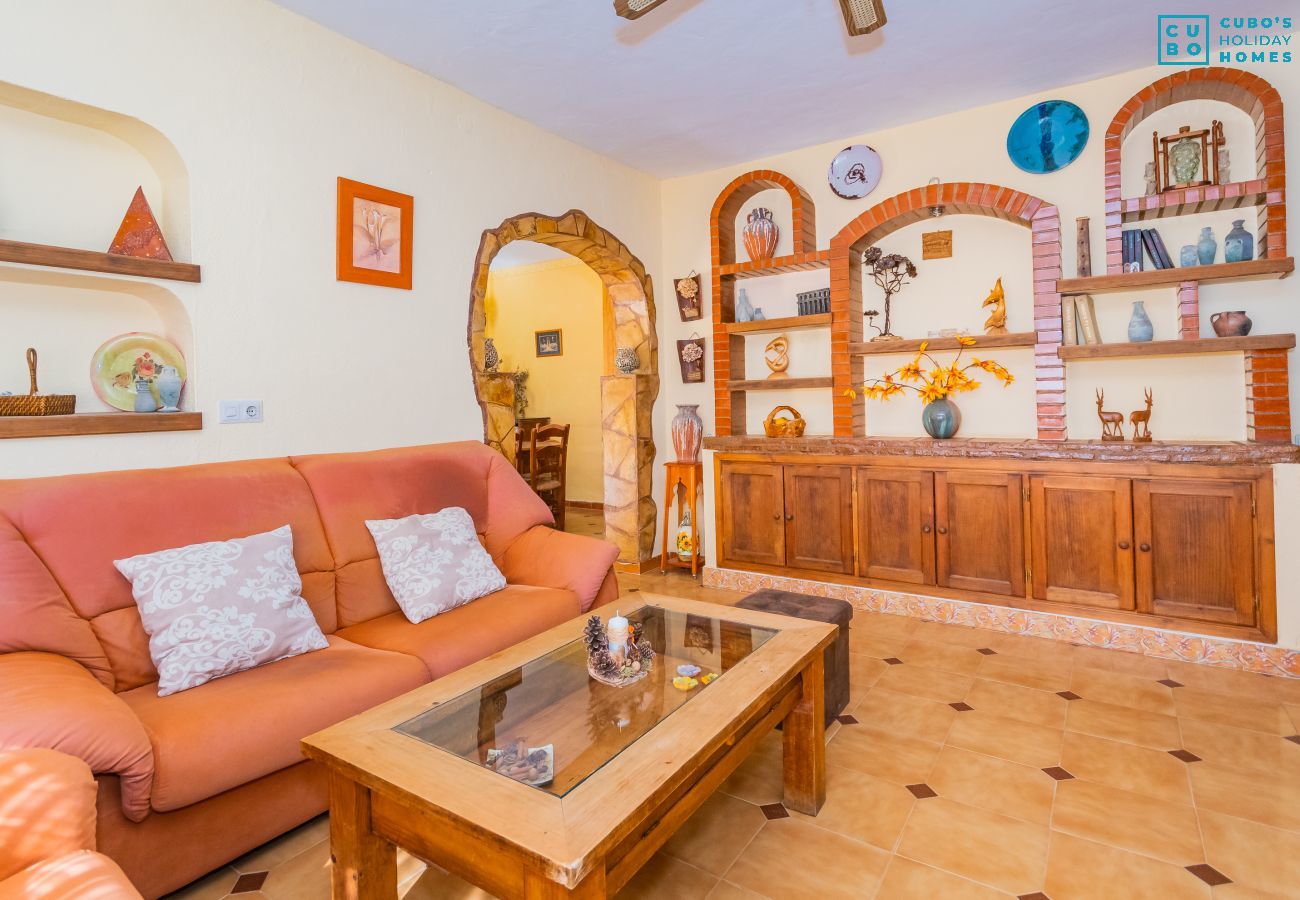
[703,567,1300,679]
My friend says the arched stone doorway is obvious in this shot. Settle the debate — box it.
[467,210,658,567]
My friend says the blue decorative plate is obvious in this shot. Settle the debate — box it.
[1006,100,1089,174]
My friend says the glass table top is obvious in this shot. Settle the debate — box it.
[394,606,777,797]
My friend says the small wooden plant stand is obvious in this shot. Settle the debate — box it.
[660,461,704,577]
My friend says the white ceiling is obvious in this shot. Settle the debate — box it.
[272,0,1242,178]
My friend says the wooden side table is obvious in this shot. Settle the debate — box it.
[661,461,704,576]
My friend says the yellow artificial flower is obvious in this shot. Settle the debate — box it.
[958,335,978,347]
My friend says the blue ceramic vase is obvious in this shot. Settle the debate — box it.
[1127,301,1154,342]
[1224,220,1254,263]
[1180,245,1198,267]
[1197,227,1217,265]
[922,398,961,439]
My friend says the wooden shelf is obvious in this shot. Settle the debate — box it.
[1119,179,1270,223]
[0,411,203,439]
[717,250,831,279]
[1058,258,1293,294]
[849,332,1038,356]
[724,314,830,334]
[728,377,834,391]
[1058,334,1295,361]
[0,239,202,283]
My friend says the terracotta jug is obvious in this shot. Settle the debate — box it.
[1210,311,1252,337]
[742,208,780,262]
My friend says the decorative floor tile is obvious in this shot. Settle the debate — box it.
[1018,893,1051,900]
[758,803,789,820]
[836,714,858,725]
[884,657,904,665]
[1158,679,1184,688]
[906,783,938,799]
[977,647,998,655]
[950,702,974,711]
[1168,749,1202,762]
[1185,864,1231,887]
[230,872,268,894]
[1041,766,1074,781]
[1285,735,1300,745]
[1056,691,1082,701]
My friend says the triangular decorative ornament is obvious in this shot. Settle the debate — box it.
[108,187,173,260]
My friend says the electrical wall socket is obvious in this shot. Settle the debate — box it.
[219,400,264,424]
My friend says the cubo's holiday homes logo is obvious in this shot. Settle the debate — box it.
[1159,15,1294,65]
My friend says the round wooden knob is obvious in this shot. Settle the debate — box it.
[785,514,794,521]
[1140,543,1151,552]
[1118,541,1130,550]
[937,526,948,535]
[922,524,933,534]
[772,513,781,521]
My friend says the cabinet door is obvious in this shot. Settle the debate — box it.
[1029,475,1135,610]
[935,471,1025,596]
[856,467,935,584]
[718,462,786,568]
[1134,479,1256,626]
[783,465,854,574]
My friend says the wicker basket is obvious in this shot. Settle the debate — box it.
[0,348,76,417]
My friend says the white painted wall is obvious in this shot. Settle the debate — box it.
[0,0,661,478]
[656,63,1300,648]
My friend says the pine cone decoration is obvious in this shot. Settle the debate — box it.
[635,640,655,664]
[591,650,620,681]
[630,621,644,644]
[583,616,608,654]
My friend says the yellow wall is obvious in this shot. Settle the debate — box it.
[486,258,607,502]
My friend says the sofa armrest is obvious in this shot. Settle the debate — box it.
[0,749,97,881]
[0,653,153,823]
[499,526,619,612]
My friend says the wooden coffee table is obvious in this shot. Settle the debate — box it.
[302,594,835,899]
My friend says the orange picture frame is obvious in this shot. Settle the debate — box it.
[336,177,413,289]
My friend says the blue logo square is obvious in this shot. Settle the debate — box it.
[1158,15,1210,65]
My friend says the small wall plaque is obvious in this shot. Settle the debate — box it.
[922,230,953,260]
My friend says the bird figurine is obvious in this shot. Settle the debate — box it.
[981,278,1008,336]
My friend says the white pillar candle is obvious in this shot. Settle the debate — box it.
[607,612,630,658]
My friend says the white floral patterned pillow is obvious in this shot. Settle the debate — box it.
[365,507,506,624]
[114,525,329,697]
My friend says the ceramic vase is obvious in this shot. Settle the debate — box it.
[155,365,182,412]
[133,379,158,413]
[675,507,696,563]
[483,338,500,373]
[614,347,639,374]
[1127,301,1154,342]
[735,288,757,323]
[921,398,961,439]
[671,404,704,462]
[1179,245,1198,267]
[1224,220,1254,263]
[1211,310,1253,337]
[1197,227,1217,265]
[742,208,779,262]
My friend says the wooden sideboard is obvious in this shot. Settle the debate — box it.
[709,438,1297,643]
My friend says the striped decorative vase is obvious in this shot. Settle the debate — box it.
[742,208,780,262]
[671,404,704,463]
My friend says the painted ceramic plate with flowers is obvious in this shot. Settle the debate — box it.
[90,333,186,411]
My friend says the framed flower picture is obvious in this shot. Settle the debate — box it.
[336,177,413,289]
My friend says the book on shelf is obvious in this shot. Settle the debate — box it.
[1122,230,1146,273]
[1075,294,1101,344]
[1146,228,1174,269]
[1062,295,1079,346]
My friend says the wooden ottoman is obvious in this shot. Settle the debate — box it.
[737,589,851,727]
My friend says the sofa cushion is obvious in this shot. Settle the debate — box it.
[121,636,426,812]
[337,584,581,679]
[0,850,141,900]
[291,443,552,627]
[0,458,337,693]
[366,509,506,624]
[115,525,329,697]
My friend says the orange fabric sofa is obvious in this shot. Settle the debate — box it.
[0,442,619,898]
[0,750,140,899]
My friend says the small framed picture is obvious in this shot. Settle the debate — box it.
[535,329,563,357]
[336,177,413,289]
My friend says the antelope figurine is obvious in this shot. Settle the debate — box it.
[981,277,1008,335]
[1096,389,1125,441]
[1129,387,1154,443]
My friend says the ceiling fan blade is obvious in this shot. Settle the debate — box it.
[613,0,674,20]
[839,0,888,36]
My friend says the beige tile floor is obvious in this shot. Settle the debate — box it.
[168,520,1300,900]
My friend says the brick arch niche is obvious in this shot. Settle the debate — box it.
[1104,67,1287,272]
[828,182,1064,440]
[466,210,659,566]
